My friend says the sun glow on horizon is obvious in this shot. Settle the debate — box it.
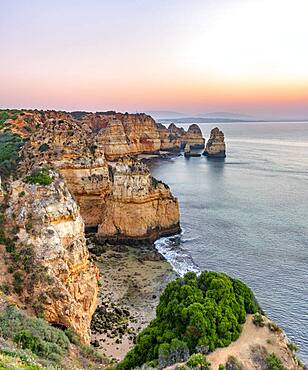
[0,0,308,118]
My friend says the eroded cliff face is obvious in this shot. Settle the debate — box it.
[184,124,205,149]
[4,109,205,158]
[203,127,226,158]
[98,158,180,243]
[85,112,170,159]
[15,114,181,243]
[3,172,99,343]
[0,109,182,342]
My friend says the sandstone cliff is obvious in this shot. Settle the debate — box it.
[4,109,204,158]
[98,158,180,243]
[203,127,226,158]
[15,114,181,243]
[183,124,205,149]
[2,171,98,343]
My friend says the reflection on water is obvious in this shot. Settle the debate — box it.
[150,122,308,364]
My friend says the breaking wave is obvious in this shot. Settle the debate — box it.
[154,232,200,277]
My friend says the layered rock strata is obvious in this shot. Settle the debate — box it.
[4,172,99,343]
[16,116,180,243]
[98,158,180,243]
[203,127,226,158]
[4,109,204,157]
[183,124,205,149]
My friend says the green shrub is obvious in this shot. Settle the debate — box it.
[0,131,23,178]
[38,143,49,152]
[13,271,24,294]
[186,353,210,369]
[0,348,43,370]
[0,305,70,363]
[24,167,53,186]
[118,271,259,369]
[226,355,242,370]
[0,283,10,294]
[252,313,265,327]
[0,110,9,128]
[14,330,45,355]
[158,339,189,368]
[266,353,283,370]
[267,322,281,333]
[218,365,226,370]
[287,341,299,352]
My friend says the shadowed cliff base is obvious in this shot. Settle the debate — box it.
[95,223,182,247]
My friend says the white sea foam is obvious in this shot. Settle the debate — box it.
[154,233,200,277]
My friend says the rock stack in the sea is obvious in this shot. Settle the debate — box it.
[203,127,226,158]
[183,124,205,149]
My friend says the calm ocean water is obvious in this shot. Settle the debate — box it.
[150,122,308,363]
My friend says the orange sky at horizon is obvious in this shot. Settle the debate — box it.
[1,0,308,119]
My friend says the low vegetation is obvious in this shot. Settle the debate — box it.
[225,355,242,369]
[118,271,259,369]
[186,353,210,369]
[0,305,69,364]
[252,312,265,327]
[0,110,9,129]
[266,352,283,370]
[24,167,53,186]
[0,305,108,368]
[287,341,299,352]
[0,131,23,179]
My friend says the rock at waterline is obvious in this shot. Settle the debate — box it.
[203,127,226,158]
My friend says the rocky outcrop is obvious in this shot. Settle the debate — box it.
[5,109,205,157]
[83,112,162,159]
[203,127,226,158]
[59,110,204,156]
[58,159,111,230]
[98,157,180,243]
[156,122,181,151]
[4,172,99,343]
[183,124,205,149]
[16,116,181,243]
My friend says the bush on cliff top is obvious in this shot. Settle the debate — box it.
[118,271,259,369]
[0,111,9,129]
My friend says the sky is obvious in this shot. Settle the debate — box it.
[1,0,308,119]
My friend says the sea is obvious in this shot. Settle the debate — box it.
[149,122,308,363]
